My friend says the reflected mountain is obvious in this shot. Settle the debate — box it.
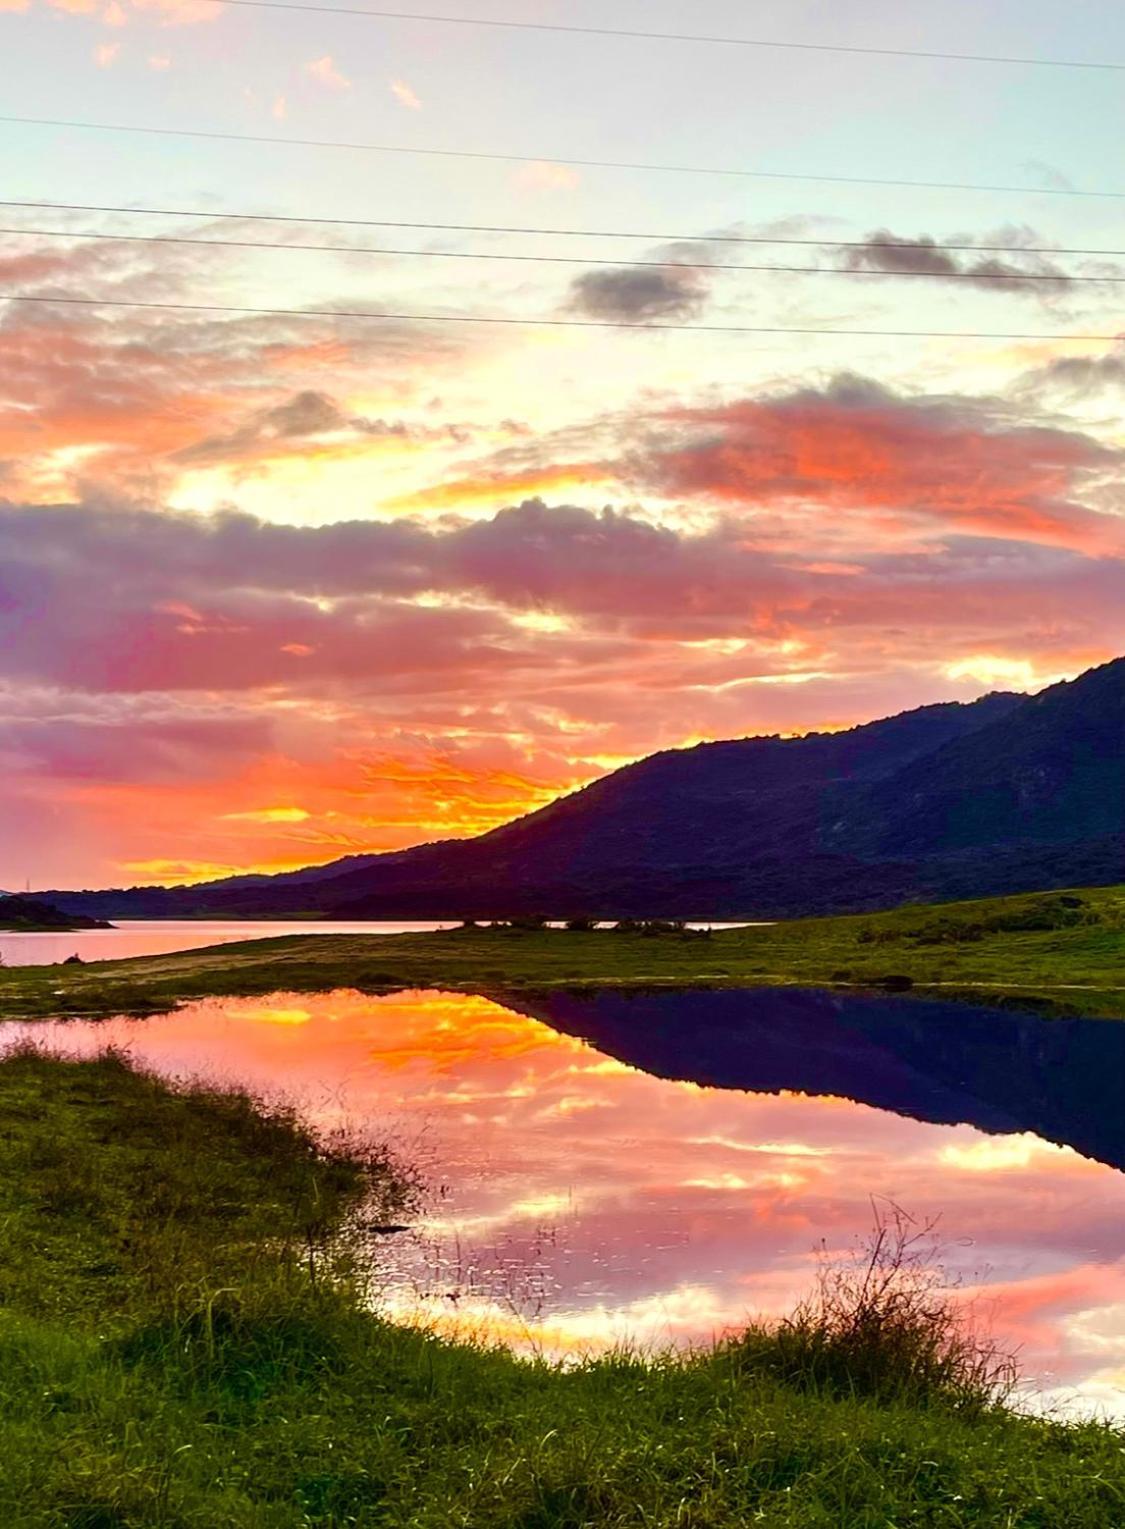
[501,987,1125,1173]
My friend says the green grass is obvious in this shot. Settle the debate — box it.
[2,1047,1124,1527]
[1,885,1122,1021]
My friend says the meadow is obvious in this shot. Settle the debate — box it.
[1,884,1121,1021]
[2,1045,1124,1528]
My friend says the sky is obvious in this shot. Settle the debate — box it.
[1,0,1123,889]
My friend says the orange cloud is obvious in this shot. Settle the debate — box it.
[515,161,582,192]
[389,377,1122,556]
[0,284,467,502]
[640,385,1122,553]
[306,53,350,90]
[389,461,613,511]
[390,77,421,110]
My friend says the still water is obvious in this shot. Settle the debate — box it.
[8,985,1125,1416]
[0,920,457,966]
[0,920,749,966]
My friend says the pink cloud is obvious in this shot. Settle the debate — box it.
[306,54,351,90]
[422,375,1123,556]
[1,258,1122,886]
[640,382,1119,550]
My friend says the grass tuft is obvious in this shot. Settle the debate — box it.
[730,1202,1016,1414]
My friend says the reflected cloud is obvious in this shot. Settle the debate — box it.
[7,985,1124,1413]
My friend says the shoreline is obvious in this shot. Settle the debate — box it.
[2,1044,1122,1526]
[1,884,1121,1021]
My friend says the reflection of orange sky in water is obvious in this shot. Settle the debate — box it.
[13,988,1125,1416]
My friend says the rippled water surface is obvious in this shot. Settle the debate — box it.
[9,985,1125,1415]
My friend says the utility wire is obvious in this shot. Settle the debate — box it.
[2,116,1119,200]
[193,1,1125,73]
[4,223,1118,284]
[2,293,1118,340]
[5,200,1124,260]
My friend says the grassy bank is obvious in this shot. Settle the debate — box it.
[1,885,1122,1021]
[2,1048,1123,1527]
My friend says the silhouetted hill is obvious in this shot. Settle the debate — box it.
[0,896,112,932]
[47,658,1124,920]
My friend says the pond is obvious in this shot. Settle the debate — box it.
[8,985,1125,1416]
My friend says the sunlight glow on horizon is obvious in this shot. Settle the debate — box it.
[1,0,1123,886]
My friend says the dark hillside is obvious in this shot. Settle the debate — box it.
[46,659,1123,921]
[0,895,112,931]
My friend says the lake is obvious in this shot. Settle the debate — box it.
[7,984,1125,1417]
[0,919,458,966]
[0,918,752,966]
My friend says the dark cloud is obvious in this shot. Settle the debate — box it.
[172,389,422,466]
[836,229,1078,293]
[0,475,1121,702]
[1020,346,1125,401]
[567,265,709,323]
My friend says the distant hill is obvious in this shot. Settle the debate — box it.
[0,896,113,932]
[46,657,1124,922]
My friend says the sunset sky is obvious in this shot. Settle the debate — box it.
[1,0,1124,889]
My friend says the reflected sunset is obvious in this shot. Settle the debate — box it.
[12,985,1125,1415]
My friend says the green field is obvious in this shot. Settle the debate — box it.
[2,884,1122,1021]
[2,1046,1123,1528]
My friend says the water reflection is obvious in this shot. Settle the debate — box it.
[7,986,1125,1416]
[506,986,1125,1172]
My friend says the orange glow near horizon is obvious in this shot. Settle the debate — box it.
[2,222,1123,889]
[3,0,1125,894]
[10,652,1111,890]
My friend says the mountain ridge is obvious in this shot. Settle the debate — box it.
[44,659,1124,920]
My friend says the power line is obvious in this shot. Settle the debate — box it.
[2,292,1119,340]
[4,223,1118,285]
[3,116,1119,200]
[6,200,1124,260]
[196,0,1125,73]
